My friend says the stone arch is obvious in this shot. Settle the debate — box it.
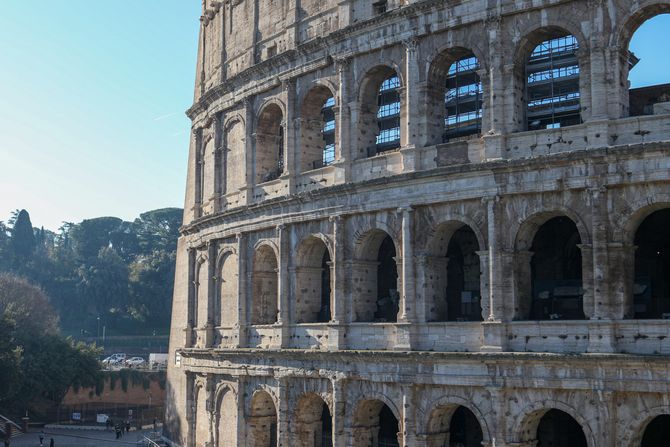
[422,221,484,322]
[195,254,210,329]
[255,102,285,184]
[299,84,338,171]
[623,405,670,447]
[294,235,333,323]
[357,64,403,158]
[291,392,333,447]
[513,209,590,320]
[251,242,279,325]
[216,248,239,327]
[613,2,670,50]
[620,199,670,246]
[247,389,278,447]
[418,395,491,446]
[352,228,400,322]
[512,401,594,447]
[426,46,486,145]
[193,379,211,447]
[224,117,246,194]
[512,24,588,131]
[351,395,402,447]
[214,384,238,447]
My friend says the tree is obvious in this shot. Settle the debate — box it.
[10,209,35,261]
[70,217,123,261]
[77,247,129,318]
[0,314,21,404]
[0,273,58,336]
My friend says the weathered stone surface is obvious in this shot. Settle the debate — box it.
[165,1,670,446]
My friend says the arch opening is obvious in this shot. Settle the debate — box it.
[358,66,401,158]
[251,245,279,325]
[633,209,670,319]
[256,104,285,184]
[248,391,278,447]
[426,405,484,447]
[292,394,332,447]
[300,86,336,171]
[375,235,399,322]
[525,33,581,130]
[641,414,670,446]
[217,253,239,328]
[224,120,246,194]
[527,216,584,321]
[444,54,483,142]
[294,237,332,323]
[627,13,670,117]
[535,409,587,447]
[353,400,399,447]
[196,259,210,329]
[216,390,237,447]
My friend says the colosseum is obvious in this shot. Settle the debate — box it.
[165,0,670,445]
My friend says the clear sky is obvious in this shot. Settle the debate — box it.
[0,6,667,231]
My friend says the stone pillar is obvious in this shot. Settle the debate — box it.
[242,98,255,205]
[328,215,347,350]
[277,224,290,347]
[278,379,290,447]
[400,39,419,169]
[332,378,346,447]
[401,385,417,447]
[335,57,353,182]
[236,233,248,347]
[481,196,505,351]
[214,112,225,212]
[282,79,297,194]
[485,16,504,136]
[476,250,491,321]
[512,250,534,320]
[204,242,217,347]
[414,254,428,323]
[396,207,416,350]
[579,244,595,319]
[609,243,636,319]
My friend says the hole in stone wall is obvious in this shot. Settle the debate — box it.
[634,209,670,319]
[536,409,587,447]
[641,414,670,446]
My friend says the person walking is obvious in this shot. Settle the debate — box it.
[49,438,54,447]
[38,430,45,446]
[126,421,131,433]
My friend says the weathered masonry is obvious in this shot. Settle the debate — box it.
[165,0,670,446]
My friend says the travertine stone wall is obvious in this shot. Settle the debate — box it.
[166,0,670,446]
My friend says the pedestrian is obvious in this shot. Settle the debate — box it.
[49,438,54,447]
[126,421,131,433]
[39,430,45,445]
[153,418,157,431]
[115,424,121,439]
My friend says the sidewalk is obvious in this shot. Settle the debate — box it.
[10,427,157,447]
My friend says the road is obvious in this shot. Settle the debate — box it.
[9,428,159,447]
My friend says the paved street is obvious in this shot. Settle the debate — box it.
[10,428,158,447]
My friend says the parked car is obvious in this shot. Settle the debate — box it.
[125,356,146,367]
[102,353,127,366]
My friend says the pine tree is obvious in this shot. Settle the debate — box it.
[11,209,35,260]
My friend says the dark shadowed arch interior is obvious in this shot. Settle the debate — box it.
[536,409,587,447]
[353,400,399,447]
[446,226,482,322]
[641,415,670,446]
[634,209,670,319]
[529,216,584,320]
[375,235,398,322]
[294,236,332,323]
[292,394,332,447]
[427,405,484,446]
[300,86,336,171]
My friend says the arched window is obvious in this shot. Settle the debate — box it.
[251,245,279,325]
[376,75,401,152]
[294,236,332,324]
[256,104,285,183]
[292,394,332,447]
[641,415,670,446]
[626,13,670,117]
[526,34,581,130]
[248,391,278,447]
[633,209,670,319]
[444,55,483,141]
[528,217,584,320]
[427,405,484,447]
[321,97,336,167]
[352,401,399,447]
[535,409,587,447]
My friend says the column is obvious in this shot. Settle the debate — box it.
[587,186,616,352]
[236,233,248,347]
[205,241,217,347]
[276,224,290,347]
[242,98,255,205]
[401,385,417,447]
[328,215,347,349]
[214,112,225,212]
[277,379,290,447]
[482,15,506,160]
[282,79,297,194]
[331,378,346,447]
[481,195,506,352]
[396,207,416,350]
[400,39,419,170]
[185,248,197,347]
[335,57,353,182]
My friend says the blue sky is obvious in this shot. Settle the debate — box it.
[0,6,667,230]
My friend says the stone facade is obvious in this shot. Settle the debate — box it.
[165,0,670,446]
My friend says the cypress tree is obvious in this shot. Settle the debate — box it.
[11,209,35,260]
